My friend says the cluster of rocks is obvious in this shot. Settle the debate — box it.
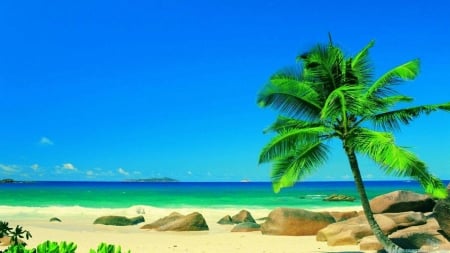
[217,209,261,232]
[258,188,450,252]
[89,184,450,252]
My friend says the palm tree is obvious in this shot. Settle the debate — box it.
[257,38,450,253]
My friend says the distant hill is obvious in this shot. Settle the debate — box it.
[126,177,178,182]
[0,178,15,183]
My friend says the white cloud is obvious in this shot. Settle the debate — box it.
[86,170,95,176]
[30,164,39,171]
[63,163,76,170]
[118,168,129,176]
[0,164,18,173]
[39,137,54,146]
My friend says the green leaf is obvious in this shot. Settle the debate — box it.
[371,102,450,131]
[271,142,329,193]
[257,73,322,120]
[262,116,320,134]
[350,40,374,84]
[259,126,330,164]
[349,128,447,198]
[367,59,420,99]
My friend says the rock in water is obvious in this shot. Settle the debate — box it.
[323,194,355,202]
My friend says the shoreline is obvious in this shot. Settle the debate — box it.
[0,205,368,253]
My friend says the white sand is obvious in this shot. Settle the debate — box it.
[0,205,372,253]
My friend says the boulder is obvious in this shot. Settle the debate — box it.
[231,210,255,224]
[217,215,233,225]
[260,208,335,236]
[141,212,209,231]
[382,212,426,228]
[316,214,397,246]
[93,215,145,226]
[231,222,261,232]
[370,190,435,213]
[389,217,449,250]
[359,235,383,251]
[323,194,355,202]
[433,197,450,237]
[326,211,359,222]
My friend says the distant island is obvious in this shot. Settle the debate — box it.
[125,177,179,182]
[0,178,15,183]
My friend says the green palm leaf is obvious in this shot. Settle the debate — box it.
[371,102,450,131]
[263,116,321,134]
[366,59,420,99]
[271,142,329,193]
[321,85,365,121]
[350,40,374,84]
[349,128,447,198]
[259,126,330,164]
[257,71,322,120]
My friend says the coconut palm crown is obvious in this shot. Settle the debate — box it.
[257,39,449,252]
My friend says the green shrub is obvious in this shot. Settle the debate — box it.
[36,241,77,253]
[1,244,34,253]
[89,243,130,253]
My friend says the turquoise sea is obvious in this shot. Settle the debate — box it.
[2,180,446,210]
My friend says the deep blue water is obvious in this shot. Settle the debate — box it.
[0,180,447,209]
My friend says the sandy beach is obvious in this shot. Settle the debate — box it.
[0,205,371,253]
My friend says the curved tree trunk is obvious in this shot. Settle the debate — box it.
[344,148,416,253]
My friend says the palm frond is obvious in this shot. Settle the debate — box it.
[263,116,322,134]
[299,44,346,96]
[349,128,447,198]
[257,71,322,120]
[366,59,420,99]
[350,40,375,85]
[259,126,331,164]
[271,142,329,193]
[321,85,365,121]
[370,102,450,131]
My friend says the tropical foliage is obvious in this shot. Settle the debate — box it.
[257,38,449,252]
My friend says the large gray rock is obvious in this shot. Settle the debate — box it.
[141,212,209,231]
[93,215,145,226]
[370,190,435,213]
[260,208,335,236]
[382,211,427,228]
[389,217,445,249]
[434,188,450,238]
[316,214,397,246]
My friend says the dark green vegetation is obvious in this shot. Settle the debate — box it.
[0,221,130,253]
[257,38,450,253]
[0,221,32,246]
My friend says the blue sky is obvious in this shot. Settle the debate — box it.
[1,0,449,182]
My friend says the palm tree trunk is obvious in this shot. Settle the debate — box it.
[344,148,416,253]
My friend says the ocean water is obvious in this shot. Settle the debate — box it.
[0,180,446,209]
